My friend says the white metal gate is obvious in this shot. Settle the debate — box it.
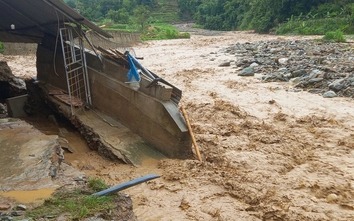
[59,27,91,115]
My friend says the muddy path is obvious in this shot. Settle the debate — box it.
[3,30,354,220]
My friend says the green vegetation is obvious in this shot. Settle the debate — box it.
[0,42,3,53]
[63,0,189,40]
[322,30,346,42]
[177,0,354,34]
[141,23,190,40]
[27,178,114,220]
[88,177,109,192]
[64,0,179,24]
[276,17,351,35]
[153,0,179,23]
[275,2,354,35]
[63,0,354,37]
[133,5,152,30]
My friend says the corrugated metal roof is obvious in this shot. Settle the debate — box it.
[0,0,112,43]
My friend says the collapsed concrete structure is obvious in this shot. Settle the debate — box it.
[0,0,192,165]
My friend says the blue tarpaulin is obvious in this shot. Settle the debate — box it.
[126,54,141,82]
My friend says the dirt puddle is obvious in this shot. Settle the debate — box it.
[0,188,56,204]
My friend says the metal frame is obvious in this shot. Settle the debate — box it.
[59,26,91,115]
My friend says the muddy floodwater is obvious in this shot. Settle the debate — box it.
[2,30,354,220]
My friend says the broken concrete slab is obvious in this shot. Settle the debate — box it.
[75,109,166,165]
[0,118,85,191]
[6,94,28,117]
[58,137,75,153]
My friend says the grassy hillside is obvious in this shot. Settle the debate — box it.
[152,0,180,23]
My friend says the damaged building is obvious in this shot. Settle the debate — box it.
[0,0,192,165]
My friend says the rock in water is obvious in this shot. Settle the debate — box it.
[218,61,231,67]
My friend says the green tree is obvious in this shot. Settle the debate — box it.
[194,0,225,30]
[106,8,130,23]
[133,5,151,30]
[136,0,157,7]
[223,0,251,30]
[100,0,123,15]
[76,0,103,21]
[178,0,202,20]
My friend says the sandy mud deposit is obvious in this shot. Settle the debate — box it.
[1,29,354,220]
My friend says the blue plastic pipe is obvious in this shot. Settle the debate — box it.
[92,174,160,196]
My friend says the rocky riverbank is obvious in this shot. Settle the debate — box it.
[218,40,354,98]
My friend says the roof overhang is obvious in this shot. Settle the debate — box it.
[0,0,112,43]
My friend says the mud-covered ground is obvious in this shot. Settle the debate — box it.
[2,29,354,220]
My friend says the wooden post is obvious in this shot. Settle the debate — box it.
[181,107,202,161]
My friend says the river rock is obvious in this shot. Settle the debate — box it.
[10,211,25,216]
[16,205,26,211]
[308,78,324,83]
[309,69,323,79]
[278,58,289,65]
[292,69,307,78]
[0,204,11,210]
[289,77,301,85]
[250,62,259,68]
[329,79,345,92]
[218,61,231,67]
[278,67,288,72]
[323,90,337,98]
[238,66,254,76]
